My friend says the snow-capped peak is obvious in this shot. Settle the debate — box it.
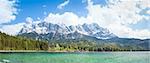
[19,22,117,39]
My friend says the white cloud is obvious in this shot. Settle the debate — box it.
[87,0,150,25]
[147,10,150,14]
[57,0,70,9]
[0,0,17,24]
[0,23,25,35]
[0,17,34,35]
[26,17,33,24]
[83,0,150,39]
[107,23,150,39]
[44,12,86,26]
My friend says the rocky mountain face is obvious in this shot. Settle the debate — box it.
[18,21,150,50]
[19,22,117,40]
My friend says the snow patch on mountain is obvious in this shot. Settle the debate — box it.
[19,21,117,39]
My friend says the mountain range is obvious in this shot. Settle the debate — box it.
[18,21,150,50]
[19,21,117,40]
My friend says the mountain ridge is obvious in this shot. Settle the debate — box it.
[17,21,150,50]
[19,22,117,40]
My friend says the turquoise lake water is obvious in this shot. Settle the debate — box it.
[0,52,149,63]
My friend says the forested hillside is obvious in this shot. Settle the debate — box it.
[0,32,48,50]
[0,31,149,51]
[48,40,148,52]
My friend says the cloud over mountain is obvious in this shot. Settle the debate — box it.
[44,0,150,39]
[84,0,150,39]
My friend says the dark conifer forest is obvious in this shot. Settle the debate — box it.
[0,32,48,50]
[0,31,149,51]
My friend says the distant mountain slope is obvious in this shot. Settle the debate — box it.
[18,21,150,50]
[19,22,117,40]
[105,38,150,50]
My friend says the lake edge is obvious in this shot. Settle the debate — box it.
[0,50,150,53]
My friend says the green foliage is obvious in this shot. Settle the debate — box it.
[0,32,48,50]
[0,31,147,51]
[48,40,146,52]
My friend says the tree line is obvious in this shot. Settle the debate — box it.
[0,32,48,50]
[48,40,144,52]
[0,32,146,51]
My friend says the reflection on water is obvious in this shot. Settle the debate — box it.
[0,52,149,63]
[0,59,10,63]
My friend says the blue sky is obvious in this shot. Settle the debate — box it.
[12,0,109,24]
[0,0,150,39]
[13,0,88,24]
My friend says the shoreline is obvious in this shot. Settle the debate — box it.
[0,50,149,53]
[0,50,47,52]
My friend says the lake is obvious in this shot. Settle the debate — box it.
[0,52,149,63]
